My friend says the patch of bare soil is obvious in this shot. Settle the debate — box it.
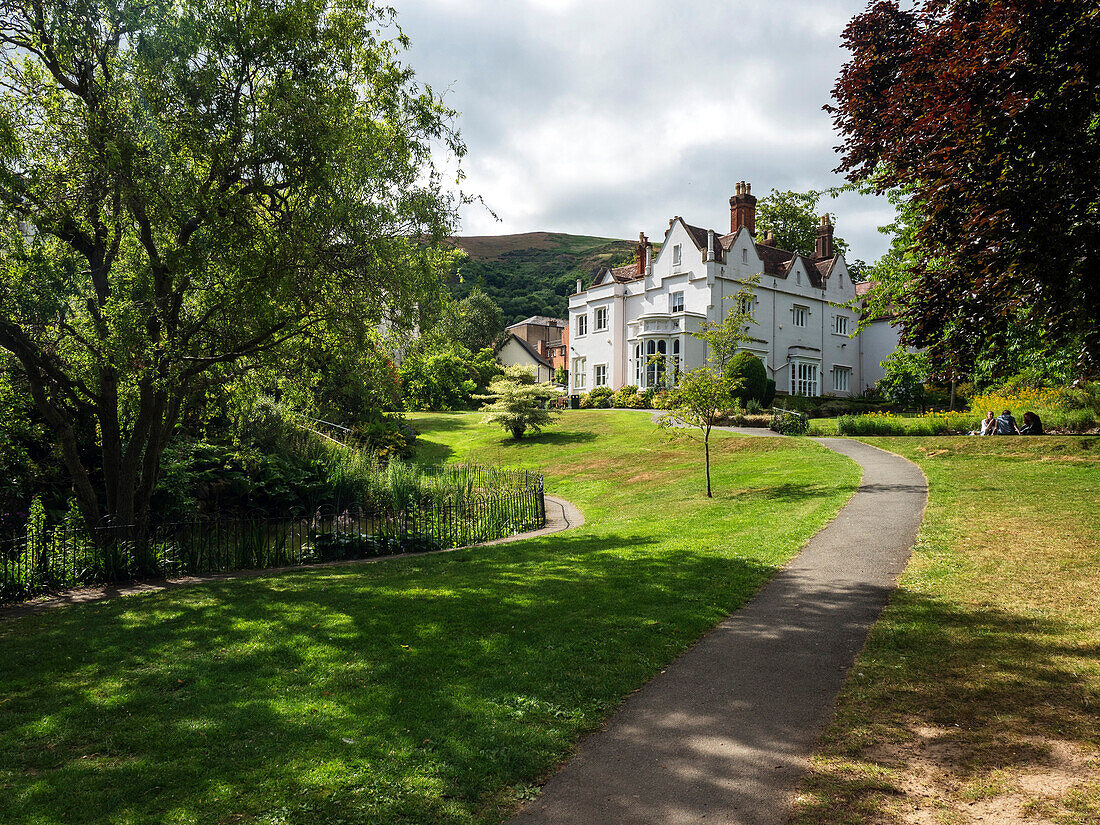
[867,724,1099,824]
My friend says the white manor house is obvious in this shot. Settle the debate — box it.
[567,182,900,398]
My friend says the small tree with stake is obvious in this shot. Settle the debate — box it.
[659,288,754,497]
[659,368,740,498]
[480,366,560,440]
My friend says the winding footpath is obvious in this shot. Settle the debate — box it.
[509,437,927,825]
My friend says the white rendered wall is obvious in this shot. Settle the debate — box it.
[568,220,874,397]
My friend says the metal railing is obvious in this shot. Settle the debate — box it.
[0,468,545,605]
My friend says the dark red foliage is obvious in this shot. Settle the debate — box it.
[830,0,1100,370]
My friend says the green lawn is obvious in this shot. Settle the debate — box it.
[792,436,1100,824]
[0,411,858,825]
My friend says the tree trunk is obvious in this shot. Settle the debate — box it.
[949,376,957,411]
[704,433,712,498]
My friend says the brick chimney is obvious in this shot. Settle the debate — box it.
[814,214,834,260]
[729,181,757,236]
[636,232,649,277]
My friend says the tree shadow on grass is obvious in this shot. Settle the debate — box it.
[0,531,777,825]
[493,430,599,448]
[791,589,1100,823]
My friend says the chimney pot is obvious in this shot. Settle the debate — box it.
[814,214,835,260]
[576,278,582,293]
[730,180,757,236]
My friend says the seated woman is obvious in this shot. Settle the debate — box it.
[1020,411,1044,435]
[978,411,996,435]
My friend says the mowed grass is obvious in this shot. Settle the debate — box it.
[792,436,1100,824]
[0,411,858,825]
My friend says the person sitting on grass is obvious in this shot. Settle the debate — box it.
[994,408,1021,435]
[977,411,996,435]
[1020,410,1044,435]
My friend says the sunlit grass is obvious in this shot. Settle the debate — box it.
[0,411,859,825]
[792,436,1100,824]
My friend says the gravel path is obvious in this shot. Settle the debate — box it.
[509,438,927,825]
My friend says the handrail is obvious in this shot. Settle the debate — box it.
[770,406,806,418]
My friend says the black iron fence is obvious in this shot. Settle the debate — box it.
[0,467,545,605]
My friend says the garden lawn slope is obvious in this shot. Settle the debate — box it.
[792,436,1100,824]
[0,412,858,825]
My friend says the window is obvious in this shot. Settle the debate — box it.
[594,306,608,331]
[738,294,755,316]
[832,366,851,393]
[594,364,607,386]
[742,248,748,263]
[792,306,808,327]
[672,339,681,381]
[790,361,819,396]
[670,291,684,313]
[796,270,802,285]
[644,339,667,387]
[672,244,681,266]
[834,315,849,335]
[634,344,642,384]
[573,358,586,389]
[576,313,588,336]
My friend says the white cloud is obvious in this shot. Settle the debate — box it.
[392,0,895,261]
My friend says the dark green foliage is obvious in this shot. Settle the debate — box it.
[434,288,505,353]
[772,411,810,436]
[724,353,768,405]
[763,379,777,408]
[305,532,442,562]
[449,234,637,324]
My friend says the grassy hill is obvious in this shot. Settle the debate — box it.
[446,232,638,325]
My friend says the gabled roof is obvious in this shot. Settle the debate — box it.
[592,263,642,286]
[500,332,551,367]
[506,315,566,329]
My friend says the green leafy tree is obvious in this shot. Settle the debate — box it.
[480,366,560,440]
[659,369,737,498]
[756,190,850,257]
[660,293,755,497]
[435,288,504,354]
[878,347,929,410]
[0,0,462,530]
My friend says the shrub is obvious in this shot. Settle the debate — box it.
[612,385,643,408]
[1056,408,1097,432]
[772,411,809,435]
[579,386,615,409]
[480,366,561,439]
[724,352,768,405]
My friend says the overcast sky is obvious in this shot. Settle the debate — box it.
[391,0,893,262]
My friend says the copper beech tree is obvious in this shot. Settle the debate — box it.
[0,0,463,531]
[830,0,1100,373]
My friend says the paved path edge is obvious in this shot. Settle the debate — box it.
[507,437,928,825]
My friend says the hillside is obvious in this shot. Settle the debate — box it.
[446,232,637,325]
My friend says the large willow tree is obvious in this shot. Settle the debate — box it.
[0,0,463,529]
